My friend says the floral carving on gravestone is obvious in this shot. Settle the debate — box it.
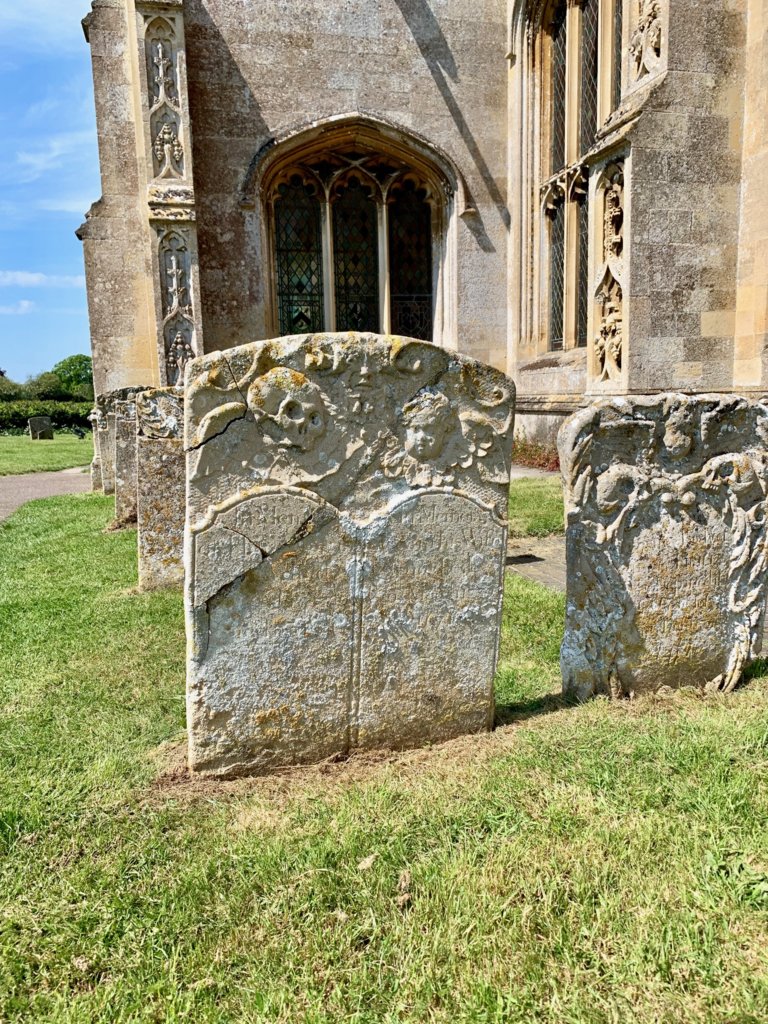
[559,395,768,701]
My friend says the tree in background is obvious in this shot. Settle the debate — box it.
[51,355,94,401]
[26,372,72,401]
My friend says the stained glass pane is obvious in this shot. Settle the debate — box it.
[332,177,380,333]
[274,178,324,335]
[550,2,567,174]
[577,193,590,347]
[549,200,565,351]
[613,0,624,111]
[389,180,433,341]
[580,0,600,154]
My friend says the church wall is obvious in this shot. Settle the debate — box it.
[625,0,747,394]
[182,0,509,370]
[78,0,160,396]
[733,0,768,390]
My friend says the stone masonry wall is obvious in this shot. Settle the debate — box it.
[626,0,747,392]
[78,0,160,396]
[182,0,509,371]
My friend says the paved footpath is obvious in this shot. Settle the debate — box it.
[0,466,91,524]
[507,464,567,593]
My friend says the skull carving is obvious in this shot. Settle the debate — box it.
[247,367,327,451]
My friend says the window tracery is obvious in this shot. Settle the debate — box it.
[264,144,442,343]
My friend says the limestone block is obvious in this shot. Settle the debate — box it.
[559,395,768,700]
[114,400,138,525]
[136,389,185,590]
[28,416,53,441]
[87,409,103,492]
[185,332,516,777]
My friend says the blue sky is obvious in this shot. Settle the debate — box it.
[0,1,100,382]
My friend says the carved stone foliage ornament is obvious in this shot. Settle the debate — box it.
[559,395,768,701]
[184,333,516,777]
[144,17,185,180]
[158,229,196,384]
[629,0,663,82]
[594,164,625,384]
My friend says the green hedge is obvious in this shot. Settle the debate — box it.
[0,401,93,433]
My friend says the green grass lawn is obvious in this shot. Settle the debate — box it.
[2,495,768,1022]
[0,433,93,476]
[508,475,564,537]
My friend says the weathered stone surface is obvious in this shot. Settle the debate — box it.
[559,394,768,700]
[185,332,515,777]
[95,387,148,501]
[137,389,185,590]
[28,417,53,441]
[87,409,103,492]
[114,400,138,524]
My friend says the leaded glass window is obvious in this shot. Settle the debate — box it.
[540,0,625,353]
[268,145,441,340]
[389,180,433,341]
[550,2,568,175]
[332,177,380,333]
[577,193,590,346]
[613,0,624,110]
[580,0,600,153]
[549,198,565,351]
[274,177,324,336]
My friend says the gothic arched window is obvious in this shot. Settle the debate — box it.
[267,144,441,343]
[540,0,624,352]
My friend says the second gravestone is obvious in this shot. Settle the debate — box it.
[185,333,515,777]
[559,395,768,700]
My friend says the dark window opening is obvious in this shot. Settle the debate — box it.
[550,2,568,174]
[580,0,600,152]
[332,177,380,333]
[577,192,590,347]
[549,199,566,351]
[389,180,433,341]
[274,177,325,336]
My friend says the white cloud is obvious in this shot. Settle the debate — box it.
[15,130,95,184]
[0,271,85,288]
[37,198,93,215]
[0,300,35,315]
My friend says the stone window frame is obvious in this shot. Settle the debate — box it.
[248,117,462,349]
[510,0,626,365]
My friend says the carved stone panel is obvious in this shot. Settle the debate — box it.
[559,395,768,700]
[144,16,185,181]
[593,163,625,387]
[158,228,197,385]
[629,0,663,84]
[137,389,185,590]
[185,333,516,777]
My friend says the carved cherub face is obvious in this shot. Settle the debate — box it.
[401,390,452,461]
[248,368,327,451]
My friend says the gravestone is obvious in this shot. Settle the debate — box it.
[28,416,53,440]
[95,387,148,501]
[559,395,768,700]
[185,332,516,777]
[136,388,185,590]
[87,409,103,491]
[114,400,138,524]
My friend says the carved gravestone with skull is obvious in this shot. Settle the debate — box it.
[185,332,516,777]
[136,388,185,590]
[559,395,768,700]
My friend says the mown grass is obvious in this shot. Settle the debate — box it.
[508,475,564,537]
[0,433,93,476]
[1,495,768,1022]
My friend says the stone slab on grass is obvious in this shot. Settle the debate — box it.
[185,332,516,777]
[559,394,768,700]
[137,389,185,590]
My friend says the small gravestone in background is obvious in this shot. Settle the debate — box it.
[87,409,103,491]
[559,395,768,700]
[94,387,148,500]
[114,399,138,524]
[136,388,185,590]
[185,332,516,777]
[28,416,53,440]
